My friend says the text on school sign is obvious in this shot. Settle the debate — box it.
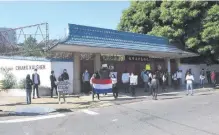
[125,55,149,62]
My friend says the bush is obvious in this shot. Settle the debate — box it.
[0,69,16,89]
[15,78,26,89]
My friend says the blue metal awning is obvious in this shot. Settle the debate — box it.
[50,24,198,58]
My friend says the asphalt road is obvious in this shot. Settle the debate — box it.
[1,91,219,135]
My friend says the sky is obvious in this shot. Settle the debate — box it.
[0,1,130,42]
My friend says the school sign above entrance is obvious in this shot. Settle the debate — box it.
[48,23,198,93]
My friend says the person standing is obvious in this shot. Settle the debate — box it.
[90,71,101,100]
[172,71,178,90]
[82,69,90,94]
[50,70,58,98]
[151,74,159,100]
[162,71,167,92]
[140,69,146,88]
[186,72,194,96]
[32,69,40,99]
[130,72,137,96]
[122,70,130,93]
[177,70,182,88]
[61,69,69,81]
[111,73,118,99]
[211,70,216,88]
[200,73,205,88]
[148,71,153,95]
[206,69,211,84]
[142,71,149,92]
[200,69,205,76]
[25,74,33,104]
[99,64,110,79]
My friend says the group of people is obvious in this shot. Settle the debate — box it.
[122,70,164,100]
[89,64,118,100]
[172,68,217,96]
[25,69,69,104]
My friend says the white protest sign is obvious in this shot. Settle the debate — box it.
[130,75,138,85]
[57,81,70,93]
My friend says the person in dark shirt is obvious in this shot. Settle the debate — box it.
[50,70,58,98]
[99,64,110,79]
[26,74,33,104]
[61,69,69,81]
[206,69,211,84]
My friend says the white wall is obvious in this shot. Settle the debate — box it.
[51,61,73,93]
[0,59,51,87]
[179,64,219,84]
[0,58,74,96]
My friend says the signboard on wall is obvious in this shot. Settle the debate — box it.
[125,55,149,62]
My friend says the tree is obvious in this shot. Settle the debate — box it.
[20,36,45,56]
[118,1,219,62]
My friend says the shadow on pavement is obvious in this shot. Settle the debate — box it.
[198,93,214,96]
[159,97,183,100]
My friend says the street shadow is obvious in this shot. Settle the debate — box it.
[158,93,179,97]
[198,93,214,96]
[159,97,183,100]
[55,108,72,113]
[0,102,26,106]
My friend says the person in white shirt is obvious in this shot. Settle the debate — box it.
[172,71,178,89]
[186,72,194,96]
[122,70,130,93]
[177,70,182,88]
[200,73,205,88]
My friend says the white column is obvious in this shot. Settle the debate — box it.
[94,53,101,72]
[165,58,172,86]
[73,52,81,94]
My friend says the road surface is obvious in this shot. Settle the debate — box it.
[1,91,219,135]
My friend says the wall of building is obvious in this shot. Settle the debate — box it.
[179,64,219,84]
[0,58,51,87]
[51,61,73,93]
[0,56,73,96]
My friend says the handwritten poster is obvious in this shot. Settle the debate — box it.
[145,64,151,70]
[130,75,138,85]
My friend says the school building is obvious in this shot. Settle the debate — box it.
[49,24,197,93]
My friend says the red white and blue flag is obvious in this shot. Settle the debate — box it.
[92,79,113,94]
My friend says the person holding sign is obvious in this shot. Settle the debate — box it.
[57,76,69,104]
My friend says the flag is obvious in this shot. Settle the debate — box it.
[92,79,112,94]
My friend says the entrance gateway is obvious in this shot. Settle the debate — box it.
[49,24,198,94]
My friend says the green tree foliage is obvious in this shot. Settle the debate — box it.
[118,1,219,61]
[20,36,45,56]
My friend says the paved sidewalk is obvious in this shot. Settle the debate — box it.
[0,87,217,116]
